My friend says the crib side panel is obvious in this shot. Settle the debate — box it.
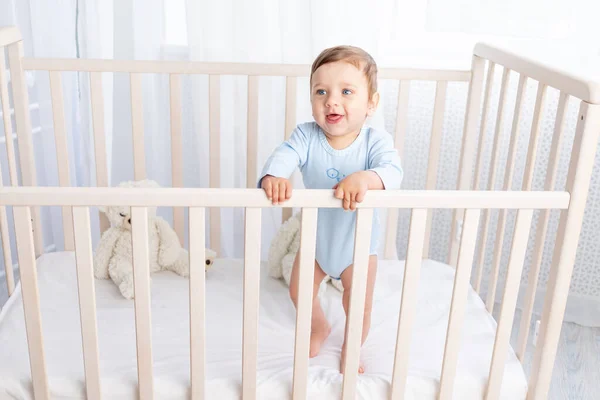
[467,42,600,399]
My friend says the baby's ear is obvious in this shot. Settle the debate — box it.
[367,91,380,116]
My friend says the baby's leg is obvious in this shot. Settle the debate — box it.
[289,252,330,358]
[339,255,377,374]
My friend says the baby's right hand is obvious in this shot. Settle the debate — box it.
[261,175,292,205]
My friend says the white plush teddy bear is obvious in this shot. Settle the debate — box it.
[93,179,217,299]
[268,212,344,294]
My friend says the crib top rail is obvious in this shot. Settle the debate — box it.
[0,187,569,209]
[475,42,600,104]
[20,57,472,82]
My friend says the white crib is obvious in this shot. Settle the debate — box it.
[0,26,599,399]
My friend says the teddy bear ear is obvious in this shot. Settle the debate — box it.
[206,248,217,258]
[98,205,107,214]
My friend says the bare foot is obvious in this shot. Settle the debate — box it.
[309,320,331,358]
[340,343,364,374]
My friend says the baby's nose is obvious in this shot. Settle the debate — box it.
[326,95,339,107]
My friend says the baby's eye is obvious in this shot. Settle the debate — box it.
[316,89,326,95]
[342,89,353,95]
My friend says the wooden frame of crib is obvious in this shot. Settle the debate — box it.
[2,25,600,400]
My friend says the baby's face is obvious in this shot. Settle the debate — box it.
[311,61,378,140]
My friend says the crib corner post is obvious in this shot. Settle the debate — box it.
[527,101,600,400]
[0,26,22,48]
[448,54,486,267]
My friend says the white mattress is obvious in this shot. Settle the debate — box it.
[0,252,527,399]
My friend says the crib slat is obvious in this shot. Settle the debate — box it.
[0,50,18,185]
[438,209,481,400]
[292,208,318,399]
[0,200,13,295]
[384,208,399,260]
[130,73,146,180]
[476,67,510,311]
[517,91,569,361]
[472,62,497,292]
[394,80,410,157]
[90,72,110,234]
[243,207,261,399]
[285,77,297,139]
[49,71,75,251]
[247,76,259,189]
[13,206,49,400]
[473,62,497,191]
[342,208,374,400]
[486,74,528,309]
[282,76,297,223]
[189,207,206,400]
[7,42,43,256]
[486,209,533,400]
[209,75,221,254]
[423,81,447,258]
[528,102,600,400]
[0,131,14,295]
[449,56,486,267]
[72,207,102,400]
[385,81,410,259]
[522,84,547,191]
[170,74,184,244]
[131,207,154,398]
[390,209,427,399]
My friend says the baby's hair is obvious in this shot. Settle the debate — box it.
[310,45,378,98]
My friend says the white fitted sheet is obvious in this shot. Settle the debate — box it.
[0,252,527,399]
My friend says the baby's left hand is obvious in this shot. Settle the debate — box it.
[333,171,372,211]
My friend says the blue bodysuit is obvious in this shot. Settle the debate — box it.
[258,122,403,279]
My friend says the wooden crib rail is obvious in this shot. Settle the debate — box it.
[0,187,570,209]
[3,188,571,400]
[474,42,600,105]
[20,57,472,82]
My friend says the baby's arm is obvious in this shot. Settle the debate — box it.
[258,125,310,204]
[334,131,403,210]
[366,131,403,190]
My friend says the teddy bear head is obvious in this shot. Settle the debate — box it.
[205,248,217,268]
[99,179,160,230]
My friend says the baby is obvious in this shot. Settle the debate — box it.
[258,45,403,373]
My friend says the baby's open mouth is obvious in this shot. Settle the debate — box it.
[326,114,343,124]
